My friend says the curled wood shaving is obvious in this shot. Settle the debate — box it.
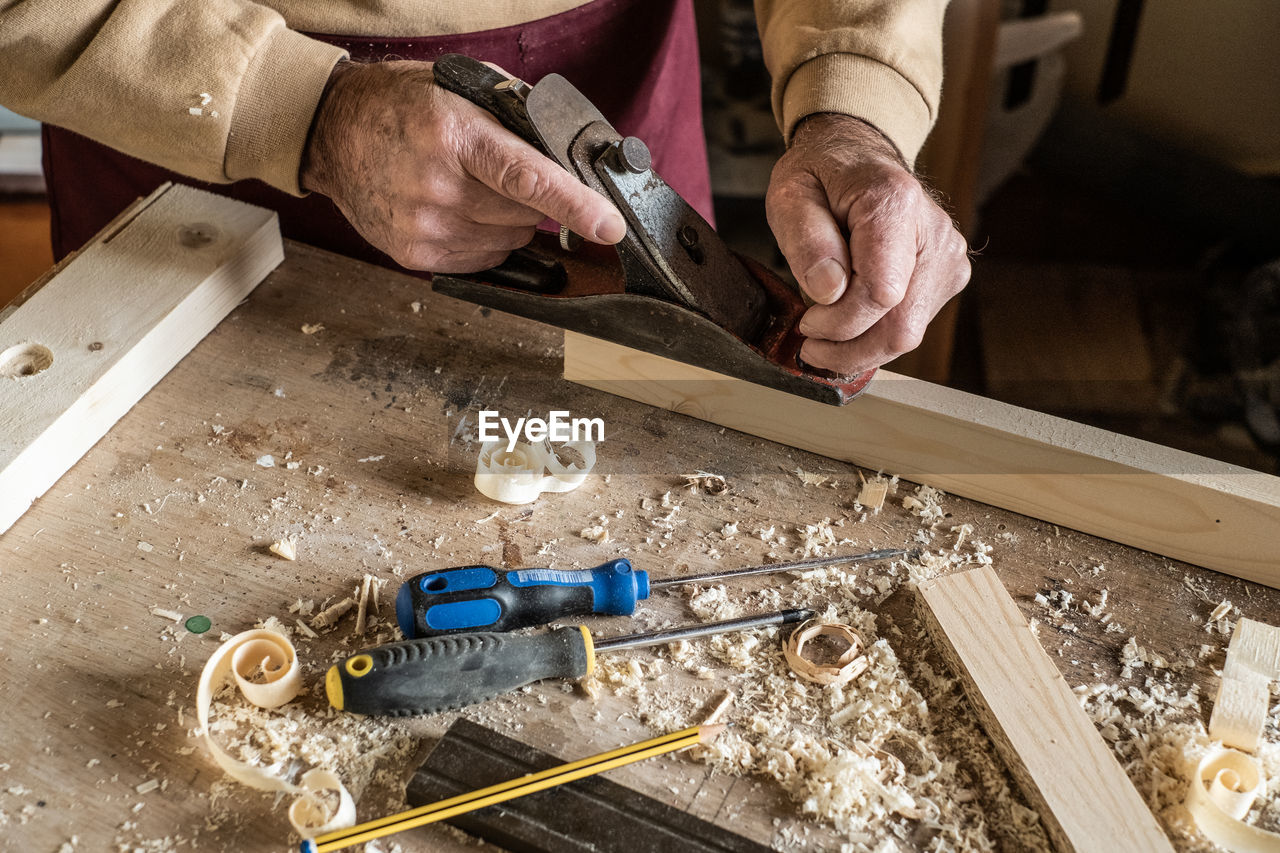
[310,598,354,631]
[1210,618,1280,752]
[196,630,355,838]
[783,621,868,686]
[1185,747,1280,851]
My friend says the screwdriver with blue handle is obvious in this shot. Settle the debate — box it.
[328,607,813,716]
[395,549,908,638]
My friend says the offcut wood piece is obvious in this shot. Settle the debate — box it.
[917,566,1174,853]
[0,182,282,534]
[1208,617,1280,751]
[563,332,1280,587]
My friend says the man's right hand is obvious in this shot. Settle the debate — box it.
[301,60,626,273]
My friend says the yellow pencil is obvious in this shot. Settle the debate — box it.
[300,723,726,853]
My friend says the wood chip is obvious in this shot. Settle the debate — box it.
[856,480,888,513]
[268,538,297,561]
[354,575,375,636]
[310,598,354,631]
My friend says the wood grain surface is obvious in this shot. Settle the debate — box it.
[563,332,1280,586]
[918,566,1175,853]
[0,184,282,533]
[1,240,1275,851]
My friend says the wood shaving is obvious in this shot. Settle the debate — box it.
[268,538,297,561]
[793,467,829,487]
[856,480,888,513]
[784,621,869,686]
[682,471,729,495]
[309,598,354,631]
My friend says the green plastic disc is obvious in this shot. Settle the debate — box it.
[185,615,212,634]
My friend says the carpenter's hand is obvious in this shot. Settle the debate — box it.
[766,113,970,375]
[301,60,626,272]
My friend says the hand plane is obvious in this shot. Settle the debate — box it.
[430,54,874,406]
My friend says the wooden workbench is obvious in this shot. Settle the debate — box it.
[1,240,1274,851]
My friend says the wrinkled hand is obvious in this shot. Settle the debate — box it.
[302,60,626,272]
[766,113,970,375]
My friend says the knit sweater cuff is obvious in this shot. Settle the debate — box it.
[225,26,347,196]
[779,52,935,167]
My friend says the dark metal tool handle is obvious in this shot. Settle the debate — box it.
[432,53,542,152]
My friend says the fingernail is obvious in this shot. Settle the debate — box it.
[804,258,846,304]
[594,212,626,244]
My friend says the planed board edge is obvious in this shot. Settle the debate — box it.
[562,332,1280,586]
[0,183,283,535]
[917,567,1174,852]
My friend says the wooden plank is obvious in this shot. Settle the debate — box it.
[0,183,282,534]
[562,332,1280,585]
[916,566,1174,853]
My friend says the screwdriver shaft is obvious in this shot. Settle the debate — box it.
[649,549,909,589]
[593,607,813,652]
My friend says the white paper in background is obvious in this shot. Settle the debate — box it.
[0,134,42,177]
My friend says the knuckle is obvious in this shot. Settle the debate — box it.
[496,159,545,205]
[889,324,924,355]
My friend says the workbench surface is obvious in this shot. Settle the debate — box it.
[2,241,1273,851]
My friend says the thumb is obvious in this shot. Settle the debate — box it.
[766,176,849,306]
[462,119,626,244]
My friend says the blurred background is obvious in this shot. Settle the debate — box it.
[3,0,1278,470]
[697,0,1280,473]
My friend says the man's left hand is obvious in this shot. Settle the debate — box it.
[766,113,971,376]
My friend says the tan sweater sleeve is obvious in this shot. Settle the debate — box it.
[754,0,948,165]
[0,1,347,195]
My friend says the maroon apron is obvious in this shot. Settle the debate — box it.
[42,0,712,265]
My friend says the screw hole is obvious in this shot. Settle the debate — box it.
[0,343,54,379]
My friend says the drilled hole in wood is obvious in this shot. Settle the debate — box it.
[0,343,54,378]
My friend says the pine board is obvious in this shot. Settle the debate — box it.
[562,332,1280,585]
[0,183,282,534]
[917,566,1174,852]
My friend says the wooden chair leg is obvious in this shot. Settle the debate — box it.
[899,0,1002,383]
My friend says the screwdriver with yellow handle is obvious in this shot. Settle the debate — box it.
[327,608,812,716]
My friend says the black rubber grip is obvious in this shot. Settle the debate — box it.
[331,627,591,717]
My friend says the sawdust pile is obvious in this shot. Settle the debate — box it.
[198,621,418,840]
[1076,663,1280,846]
[580,483,1052,852]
